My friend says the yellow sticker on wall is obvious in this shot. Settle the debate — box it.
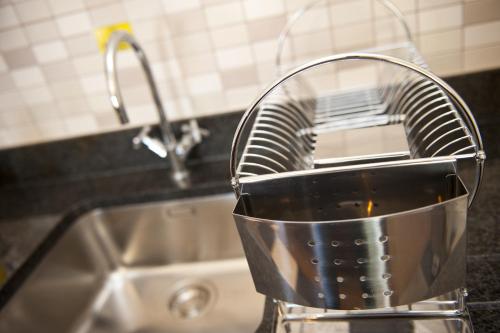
[94,22,133,53]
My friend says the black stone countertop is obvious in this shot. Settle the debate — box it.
[1,70,500,332]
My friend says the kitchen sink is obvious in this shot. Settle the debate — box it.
[0,193,265,333]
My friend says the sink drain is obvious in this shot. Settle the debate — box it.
[168,283,215,320]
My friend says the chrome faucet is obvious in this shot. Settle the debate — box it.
[104,31,206,187]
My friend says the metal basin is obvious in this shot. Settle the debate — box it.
[0,194,265,333]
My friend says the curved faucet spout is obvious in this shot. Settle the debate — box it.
[104,31,198,187]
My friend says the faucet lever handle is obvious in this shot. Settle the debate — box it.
[133,126,167,158]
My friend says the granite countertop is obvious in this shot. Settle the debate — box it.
[1,70,499,332]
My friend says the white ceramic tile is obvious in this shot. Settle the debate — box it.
[120,84,152,105]
[225,84,260,110]
[426,51,463,76]
[0,28,28,51]
[80,73,107,94]
[209,24,249,49]
[125,103,158,124]
[0,90,25,110]
[162,0,200,13]
[24,20,60,43]
[288,6,330,34]
[0,5,20,29]
[333,22,374,51]
[329,0,372,26]
[48,0,84,15]
[0,107,31,126]
[94,111,119,130]
[20,86,54,106]
[215,45,254,70]
[56,12,92,37]
[0,55,7,73]
[64,113,98,135]
[64,33,98,56]
[186,72,222,95]
[89,2,128,26]
[374,0,416,16]
[124,0,163,20]
[255,61,275,84]
[418,4,462,33]
[29,102,61,121]
[14,0,51,23]
[57,97,90,115]
[87,93,111,113]
[72,53,102,76]
[190,92,227,115]
[252,39,278,62]
[150,61,168,83]
[132,19,166,42]
[204,2,244,28]
[375,13,417,44]
[464,44,500,73]
[419,29,462,55]
[3,124,41,147]
[84,0,117,8]
[418,0,460,9]
[33,40,69,64]
[243,0,284,20]
[464,20,500,48]
[285,0,315,12]
[291,29,334,56]
[49,79,84,100]
[162,96,195,120]
[11,66,46,88]
[172,31,212,56]
[179,52,217,76]
[165,59,183,79]
[37,119,68,139]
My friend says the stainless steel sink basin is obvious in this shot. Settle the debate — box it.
[0,193,265,333]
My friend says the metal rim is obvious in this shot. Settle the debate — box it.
[275,0,414,75]
[230,52,485,205]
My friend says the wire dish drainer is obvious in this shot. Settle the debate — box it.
[229,0,486,327]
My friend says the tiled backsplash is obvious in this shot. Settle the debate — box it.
[0,0,499,149]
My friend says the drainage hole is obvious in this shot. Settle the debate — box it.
[381,255,391,262]
[311,258,319,264]
[318,292,324,299]
[307,240,316,247]
[359,276,367,282]
[314,276,321,282]
[383,290,394,297]
[337,276,344,283]
[331,240,340,247]
[357,258,368,264]
[382,273,392,280]
[354,202,360,207]
[354,239,364,246]
[361,293,369,299]
[339,294,347,300]
[333,259,342,266]
[379,235,389,243]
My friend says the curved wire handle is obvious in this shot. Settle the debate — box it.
[275,0,414,76]
[230,53,485,205]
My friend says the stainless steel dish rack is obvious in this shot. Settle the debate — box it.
[228,0,485,323]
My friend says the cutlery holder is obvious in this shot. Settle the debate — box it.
[233,159,468,310]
